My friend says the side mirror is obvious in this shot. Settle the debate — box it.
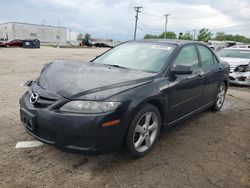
[171,64,193,75]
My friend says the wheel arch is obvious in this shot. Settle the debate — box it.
[121,96,167,148]
[144,98,166,130]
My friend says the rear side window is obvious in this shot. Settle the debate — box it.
[198,45,214,66]
[173,45,199,67]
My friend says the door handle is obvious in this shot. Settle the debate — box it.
[197,74,203,80]
[218,67,223,72]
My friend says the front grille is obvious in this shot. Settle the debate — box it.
[237,76,247,81]
[35,124,57,142]
[33,96,57,108]
[34,103,51,108]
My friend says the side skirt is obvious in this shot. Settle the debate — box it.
[166,101,214,128]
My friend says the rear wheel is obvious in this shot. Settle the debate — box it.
[126,104,161,158]
[211,82,226,111]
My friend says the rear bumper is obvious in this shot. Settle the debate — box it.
[229,72,250,86]
[19,92,129,154]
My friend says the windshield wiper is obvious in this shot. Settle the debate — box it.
[106,64,129,69]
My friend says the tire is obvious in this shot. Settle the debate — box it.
[126,104,161,158]
[211,82,226,111]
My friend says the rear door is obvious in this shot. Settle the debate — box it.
[197,45,222,106]
[167,44,204,124]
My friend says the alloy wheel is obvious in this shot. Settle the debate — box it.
[133,112,159,153]
[216,84,226,108]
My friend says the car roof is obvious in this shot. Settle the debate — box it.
[132,39,201,46]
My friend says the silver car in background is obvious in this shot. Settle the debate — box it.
[218,48,250,86]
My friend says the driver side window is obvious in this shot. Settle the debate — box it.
[173,45,199,68]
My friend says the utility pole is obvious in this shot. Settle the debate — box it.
[164,14,170,39]
[57,20,61,47]
[69,29,71,44]
[193,29,196,41]
[133,6,143,40]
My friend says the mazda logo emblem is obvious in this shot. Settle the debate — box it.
[30,93,39,104]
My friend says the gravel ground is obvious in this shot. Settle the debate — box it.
[0,47,249,188]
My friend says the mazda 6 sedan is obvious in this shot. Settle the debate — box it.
[20,40,230,158]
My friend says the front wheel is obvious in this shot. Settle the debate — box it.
[126,104,161,158]
[211,82,226,111]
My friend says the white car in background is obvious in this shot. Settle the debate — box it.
[218,48,250,86]
[230,45,250,49]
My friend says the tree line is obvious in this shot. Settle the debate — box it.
[144,28,250,44]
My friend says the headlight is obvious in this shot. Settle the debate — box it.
[236,64,250,72]
[59,101,121,113]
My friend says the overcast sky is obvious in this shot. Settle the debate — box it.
[1,0,250,41]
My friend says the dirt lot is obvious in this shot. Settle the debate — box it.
[0,47,249,188]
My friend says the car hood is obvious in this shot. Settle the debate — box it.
[220,57,250,66]
[36,61,156,99]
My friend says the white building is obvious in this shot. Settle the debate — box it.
[0,22,67,45]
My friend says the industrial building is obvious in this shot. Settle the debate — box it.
[0,22,67,45]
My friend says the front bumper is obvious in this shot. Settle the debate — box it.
[229,72,250,86]
[19,92,128,154]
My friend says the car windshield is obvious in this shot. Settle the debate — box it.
[93,42,175,73]
[218,49,250,59]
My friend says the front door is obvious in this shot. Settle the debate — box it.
[167,44,204,124]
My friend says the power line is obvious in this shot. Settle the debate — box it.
[83,19,133,28]
[139,23,163,33]
[133,6,143,40]
[140,28,162,34]
[143,11,162,18]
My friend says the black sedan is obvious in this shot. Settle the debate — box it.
[20,40,230,158]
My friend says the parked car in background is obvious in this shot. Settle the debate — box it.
[218,48,250,86]
[22,39,40,48]
[20,40,229,158]
[0,41,4,47]
[2,39,23,47]
[94,42,112,48]
[0,38,7,47]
